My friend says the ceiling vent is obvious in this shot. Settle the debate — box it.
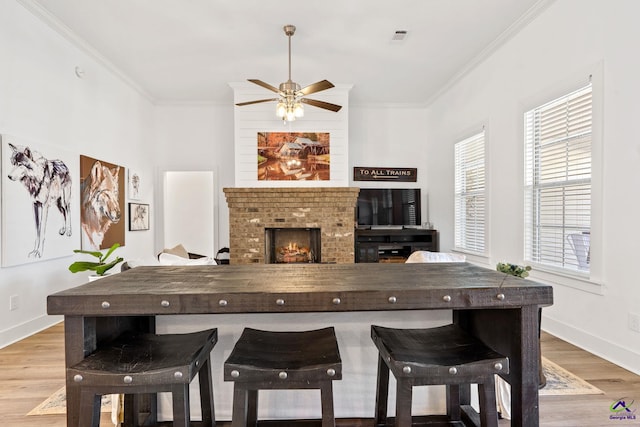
[392,30,408,41]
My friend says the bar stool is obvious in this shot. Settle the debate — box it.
[224,327,342,427]
[67,328,218,427]
[371,324,508,427]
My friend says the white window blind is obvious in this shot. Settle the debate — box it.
[454,131,486,253]
[524,84,592,273]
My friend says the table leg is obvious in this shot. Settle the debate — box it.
[454,306,540,427]
[64,316,85,427]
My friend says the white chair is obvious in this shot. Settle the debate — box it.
[405,251,466,263]
[568,233,590,270]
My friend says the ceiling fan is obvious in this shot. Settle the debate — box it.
[235,25,342,121]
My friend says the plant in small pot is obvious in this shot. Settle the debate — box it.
[69,243,123,280]
[496,261,531,278]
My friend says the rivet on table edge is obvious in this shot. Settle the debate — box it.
[101,301,110,309]
[218,299,228,307]
[494,362,503,371]
[496,293,505,301]
[449,367,458,375]
[332,297,341,305]
[443,295,452,302]
[231,370,240,378]
[174,371,183,379]
[388,296,397,304]
[276,298,285,306]
[279,371,288,379]
[123,375,133,384]
[327,368,336,377]
[161,300,170,307]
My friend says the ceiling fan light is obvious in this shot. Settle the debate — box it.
[286,109,296,122]
[294,103,304,117]
[276,102,286,118]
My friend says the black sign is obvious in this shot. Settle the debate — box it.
[353,167,417,182]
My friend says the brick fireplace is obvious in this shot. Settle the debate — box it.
[224,187,359,264]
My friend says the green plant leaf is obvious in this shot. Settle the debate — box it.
[100,243,121,263]
[68,261,102,273]
[72,249,103,259]
[94,257,124,276]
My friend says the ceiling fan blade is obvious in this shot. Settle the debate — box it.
[298,80,335,96]
[301,98,342,112]
[235,98,278,106]
[248,79,280,94]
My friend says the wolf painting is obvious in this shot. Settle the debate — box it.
[6,143,73,258]
[80,158,124,250]
[1,136,78,266]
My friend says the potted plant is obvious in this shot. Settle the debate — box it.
[496,261,531,278]
[69,243,123,279]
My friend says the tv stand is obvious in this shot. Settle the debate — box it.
[355,228,439,263]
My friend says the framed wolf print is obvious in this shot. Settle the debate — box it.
[257,132,330,181]
[129,203,149,231]
[80,155,125,251]
[1,135,80,267]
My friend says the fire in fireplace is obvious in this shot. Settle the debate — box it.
[265,228,321,264]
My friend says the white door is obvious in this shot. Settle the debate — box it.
[163,171,215,257]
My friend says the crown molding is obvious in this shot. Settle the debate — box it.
[425,0,557,107]
[16,0,155,103]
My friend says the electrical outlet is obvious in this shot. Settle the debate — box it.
[629,313,640,333]
[9,295,19,311]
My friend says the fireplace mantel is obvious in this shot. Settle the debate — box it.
[224,187,359,264]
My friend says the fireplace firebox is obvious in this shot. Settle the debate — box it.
[265,228,321,264]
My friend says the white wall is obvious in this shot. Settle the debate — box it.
[349,106,431,223]
[425,0,640,373]
[0,1,156,347]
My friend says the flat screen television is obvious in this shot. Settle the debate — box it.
[356,188,421,227]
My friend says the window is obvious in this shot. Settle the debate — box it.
[454,131,486,253]
[524,83,592,273]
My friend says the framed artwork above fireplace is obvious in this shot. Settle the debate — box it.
[257,132,330,181]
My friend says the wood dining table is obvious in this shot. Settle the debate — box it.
[47,262,553,427]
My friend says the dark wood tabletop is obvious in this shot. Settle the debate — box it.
[48,262,553,315]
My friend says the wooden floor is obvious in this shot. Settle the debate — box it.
[1,322,639,427]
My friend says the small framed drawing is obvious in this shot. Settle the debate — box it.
[128,170,141,200]
[128,203,149,231]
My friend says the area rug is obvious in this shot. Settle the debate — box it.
[539,356,603,396]
[27,386,112,416]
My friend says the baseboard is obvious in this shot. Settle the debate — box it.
[0,315,62,349]
[542,315,640,376]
